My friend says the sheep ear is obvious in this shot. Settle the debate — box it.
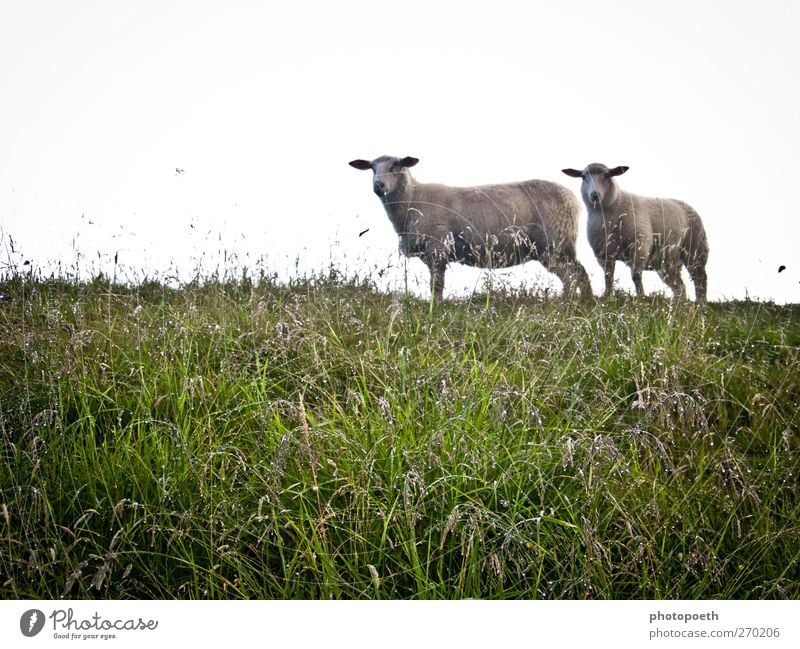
[608,166,629,177]
[349,159,372,170]
[400,157,419,168]
[562,168,583,178]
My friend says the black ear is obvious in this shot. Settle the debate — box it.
[400,156,419,168]
[561,168,584,178]
[349,159,372,170]
[608,166,629,177]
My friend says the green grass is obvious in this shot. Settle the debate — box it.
[1,270,799,599]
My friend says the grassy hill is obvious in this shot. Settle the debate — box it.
[1,272,798,598]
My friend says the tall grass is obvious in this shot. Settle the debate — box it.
[1,270,798,598]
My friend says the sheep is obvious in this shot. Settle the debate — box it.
[562,163,708,302]
[349,155,593,302]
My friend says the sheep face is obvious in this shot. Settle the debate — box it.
[562,163,629,209]
[349,155,419,199]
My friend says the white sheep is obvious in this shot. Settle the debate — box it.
[562,163,708,302]
[350,155,592,301]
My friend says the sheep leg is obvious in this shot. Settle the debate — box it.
[546,259,575,298]
[573,260,594,301]
[564,259,594,300]
[601,258,615,298]
[547,255,593,301]
[631,246,649,298]
[688,264,707,303]
[661,267,686,300]
[631,267,646,298]
[541,252,568,296]
[428,262,446,302]
[682,235,708,303]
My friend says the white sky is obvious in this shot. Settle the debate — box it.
[1,0,799,301]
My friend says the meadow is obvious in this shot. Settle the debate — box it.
[1,268,798,599]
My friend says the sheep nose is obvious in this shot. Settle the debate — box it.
[374,180,386,195]
[590,191,600,203]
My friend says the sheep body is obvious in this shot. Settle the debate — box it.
[350,155,592,301]
[562,163,708,302]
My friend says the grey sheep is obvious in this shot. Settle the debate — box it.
[562,163,708,302]
[349,155,592,301]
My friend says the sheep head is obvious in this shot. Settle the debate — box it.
[349,155,419,199]
[562,164,629,209]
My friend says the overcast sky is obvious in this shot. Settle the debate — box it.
[2,0,799,302]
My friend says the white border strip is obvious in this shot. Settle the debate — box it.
[2,600,798,648]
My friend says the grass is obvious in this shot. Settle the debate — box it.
[0,269,799,599]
